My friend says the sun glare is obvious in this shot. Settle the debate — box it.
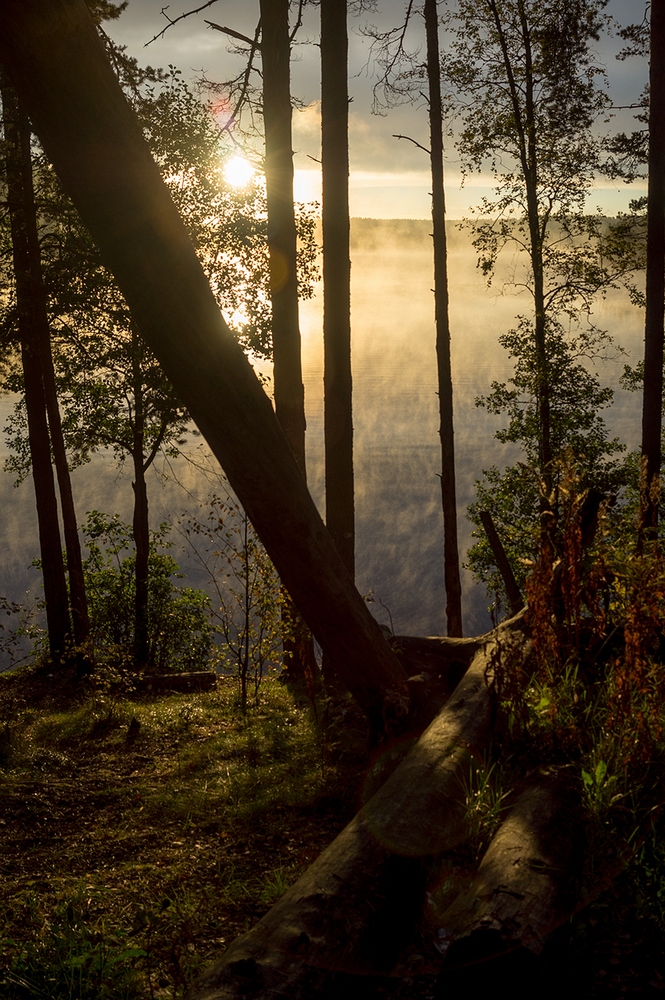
[224,156,255,189]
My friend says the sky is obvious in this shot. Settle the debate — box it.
[105,0,649,218]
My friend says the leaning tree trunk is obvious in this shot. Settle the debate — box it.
[1,75,71,657]
[0,0,409,733]
[640,0,665,540]
[321,0,354,579]
[424,0,463,637]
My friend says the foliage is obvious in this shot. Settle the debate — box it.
[490,468,665,845]
[179,495,288,711]
[0,596,45,672]
[433,0,632,606]
[466,320,627,611]
[82,511,213,672]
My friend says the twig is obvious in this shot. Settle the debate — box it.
[205,21,261,50]
[393,133,430,155]
[145,1,221,46]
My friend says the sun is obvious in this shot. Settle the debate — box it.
[224,156,255,189]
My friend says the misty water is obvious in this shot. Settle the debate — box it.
[0,220,645,660]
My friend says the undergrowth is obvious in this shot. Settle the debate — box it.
[0,668,368,1000]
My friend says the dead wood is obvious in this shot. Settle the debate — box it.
[185,637,535,1000]
[478,510,525,615]
[436,768,582,979]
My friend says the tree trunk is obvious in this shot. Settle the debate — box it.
[640,0,665,540]
[321,0,354,579]
[1,75,71,658]
[425,0,463,637]
[259,0,306,472]
[487,0,552,499]
[437,769,582,980]
[0,0,408,732]
[39,338,90,645]
[186,638,514,1000]
[259,0,315,681]
[131,329,150,665]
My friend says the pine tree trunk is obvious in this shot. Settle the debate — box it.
[131,334,150,666]
[0,0,410,732]
[259,0,306,472]
[425,0,463,637]
[1,75,71,657]
[39,343,90,645]
[259,0,316,682]
[321,0,354,579]
[640,0,665,539]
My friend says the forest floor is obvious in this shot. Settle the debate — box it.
[1,660,665,999]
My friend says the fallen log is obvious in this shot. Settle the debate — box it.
[435,768,582,985]
[186,636,531,1000]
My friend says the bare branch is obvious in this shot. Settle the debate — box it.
[145,1,221,46]
[289,0,306,42]
[392,132,430,155]
[205,20,261,49]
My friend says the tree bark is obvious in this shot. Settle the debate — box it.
[1,75,71,657]
[131,338,150,666]
[478,509,525,616]
[0,0,408,731]
[185,639,514,1000]
[259,0,316,681]
[640,0,665,539]
[259,0,306,473]
[487,0,552,499]
[425,0,463,637]
[321,0,354,579]
[437,769,582,976]
[38,334,90,645]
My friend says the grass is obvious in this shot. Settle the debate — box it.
[2,646,665,998]
[0,662,369,1000]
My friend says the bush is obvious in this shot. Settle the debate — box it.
[83,511,213,672]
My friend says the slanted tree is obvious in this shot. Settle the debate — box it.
[2,67,311,668]
[0,0,409,732]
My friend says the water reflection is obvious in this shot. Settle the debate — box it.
[0,221,645,652]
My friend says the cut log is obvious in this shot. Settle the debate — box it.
[185,636,532,1000]
[435,768,582,981]
[0,0,407,732]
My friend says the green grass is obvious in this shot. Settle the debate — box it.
[0,663,367,1000]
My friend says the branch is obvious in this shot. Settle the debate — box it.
[145,1,221,46]
[289,0,305,42]
[205,20,261,50]
[393,133,430,156]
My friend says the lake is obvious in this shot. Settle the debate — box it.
[0,219,645,663]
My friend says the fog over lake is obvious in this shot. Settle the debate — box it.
[0,220,645,657]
